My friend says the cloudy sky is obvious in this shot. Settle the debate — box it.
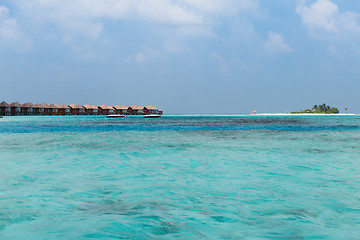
[1,0,360,113]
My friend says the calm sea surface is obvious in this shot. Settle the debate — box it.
[1,115,360,239]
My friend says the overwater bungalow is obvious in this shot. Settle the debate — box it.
[128,105,144,115]
[69,104,85,115]
[33,103,45,115]
[113,105,128,115]
[0,100,163,116]
[54,104,71,115]
[21,102,34,115]
[39,103,51,115]
[0,101,11,116]
[99,105,115,115]
[144,105,159,115]
[41,103,58,115]
[49,104,59,115]
[83,104,99,115]
[9,102,22,116]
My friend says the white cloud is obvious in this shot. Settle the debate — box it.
[264,32,292,52]
[180,0,259,17]
[17,0,258,24]
[0,6,9,17]
[14,0,259,39]
[296,0,360,34]
[7,0,261,59]
[0,6,32,51]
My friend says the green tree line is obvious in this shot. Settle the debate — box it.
[291,104,339,114]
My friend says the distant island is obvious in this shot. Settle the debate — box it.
[291,104,339,114]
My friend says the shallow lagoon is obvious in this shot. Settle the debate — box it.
[1,115,360,239]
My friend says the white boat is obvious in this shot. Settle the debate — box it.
[250,109,259,115]
[106,114,125,118]
[144,114,161,118]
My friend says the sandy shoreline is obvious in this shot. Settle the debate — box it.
[252,113,357,116]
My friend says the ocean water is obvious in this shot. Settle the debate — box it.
[1,115,360,239]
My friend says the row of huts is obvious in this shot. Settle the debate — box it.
[0,101,163,116]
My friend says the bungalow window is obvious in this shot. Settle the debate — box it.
[6,107,10,111]
[94,109,98,112]
[28,108,33,112]
[53,109,58,113]
[39,108,44,112]
[16,108,21,112]
[79,109,84,113]
[109,109,114,113]
[65,109,70,112]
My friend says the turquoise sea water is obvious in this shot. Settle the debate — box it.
[1,115,360,239]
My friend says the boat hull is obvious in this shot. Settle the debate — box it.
[106,115,125,118]
[144,115,161,118]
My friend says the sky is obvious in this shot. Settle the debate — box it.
[1,0,360,114]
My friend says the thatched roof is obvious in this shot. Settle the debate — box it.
[48,104,58,109]
[39,103,51,108]
[33,103,44,108]
[9,102,22,107]
[0,101,8,107]
[145,105,158,110]
[129,105,143,110]
[83,104,98,110]
[69,104,83,109]
[99,105,114,110]
[40,103,57,109]
[22,102,34,108]
[114,105,128,110]
[54,103,70,109]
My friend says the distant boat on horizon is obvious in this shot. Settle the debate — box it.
[250,110,260,115]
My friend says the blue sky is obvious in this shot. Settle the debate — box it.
[1,0,360,114]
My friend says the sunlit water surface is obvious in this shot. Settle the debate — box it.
[1,115,360,239]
